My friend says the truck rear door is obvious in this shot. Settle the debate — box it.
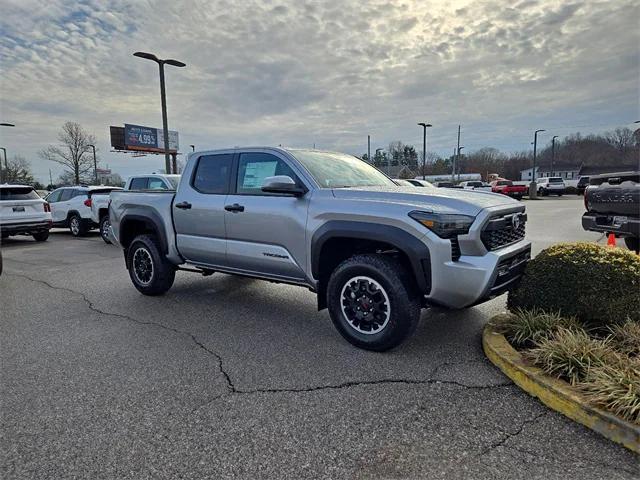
[172,153,233,266]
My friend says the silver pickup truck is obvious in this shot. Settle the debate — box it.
[109,147,531,351]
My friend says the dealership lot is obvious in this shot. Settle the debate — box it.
[1,197,637,479]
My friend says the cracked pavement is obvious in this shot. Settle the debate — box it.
[1,198,637,479]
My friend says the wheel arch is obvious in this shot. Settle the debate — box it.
[311,221,431,310]
[119,213,168,259]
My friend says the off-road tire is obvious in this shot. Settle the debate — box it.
[32,231,49,242]
[327,254,421,351]
[127,234,175,296]
[99,215,112,244]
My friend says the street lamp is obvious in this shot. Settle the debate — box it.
[0,147,7,183]
[551,135,559,176]
[87,144,98,184]
[417,122,432,180]
[0,123,13,182]
[529,129,546,199]
[133,51,186,174]
[456,146,464,181]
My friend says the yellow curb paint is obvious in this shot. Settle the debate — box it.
[483,315,640,454]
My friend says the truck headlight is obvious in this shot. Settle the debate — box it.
[409,211,475,238]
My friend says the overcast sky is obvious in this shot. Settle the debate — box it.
[1,0,638,183]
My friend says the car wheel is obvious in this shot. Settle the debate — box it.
[32,231,49,242]
[127,234,176,296]
[99,216,112,244]
[624,237,639,253]
[327,254,421,351]
[68,214,87,237]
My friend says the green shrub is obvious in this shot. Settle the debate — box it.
[526,327,620,384]
[579,362,640,425]
[508,243,640,326]
[608,321,640,357]
[496,309,580,348]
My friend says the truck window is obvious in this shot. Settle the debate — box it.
[129,177,148,190]
[192,154,233,194]
[236,153,297,195]
[148,178,168,190]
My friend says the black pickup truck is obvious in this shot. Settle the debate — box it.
[582,171,639,252]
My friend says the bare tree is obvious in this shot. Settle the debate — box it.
[605,127,635,154]
[2,155,35,184]
[40,122,96,184]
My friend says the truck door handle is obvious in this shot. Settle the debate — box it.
[224,203,245,212]
[175,201,192,210]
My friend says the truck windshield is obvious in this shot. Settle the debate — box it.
[290,150,396,188]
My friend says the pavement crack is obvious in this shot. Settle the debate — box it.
[478,411,548,456]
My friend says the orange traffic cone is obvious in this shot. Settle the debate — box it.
[607,233,616,247]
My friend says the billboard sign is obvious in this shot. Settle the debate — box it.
[124,124,179,152]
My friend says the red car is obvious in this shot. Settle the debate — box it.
[490,180,527,200]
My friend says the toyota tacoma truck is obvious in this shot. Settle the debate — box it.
[109,148,531,351]
[582,170,639,252]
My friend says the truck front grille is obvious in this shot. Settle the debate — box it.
[450,237,461,261]
[481,212,526,251]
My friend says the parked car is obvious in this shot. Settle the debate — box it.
[45,186,122,237]
[576,176,590,195]
[393,179,414,186]
[0,184,52,242]
[582,171,639,252]
[124,174,180,191]
[490,180,528,199]
[433,181,455,188]
[405,179,434,188]
[110,147,531,351]
[537,177,565,196]
[459,180,492,192]
[90,188,123,243]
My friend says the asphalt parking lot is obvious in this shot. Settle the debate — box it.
[1,196,637,479]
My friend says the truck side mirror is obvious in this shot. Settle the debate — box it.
[261,176,306,196]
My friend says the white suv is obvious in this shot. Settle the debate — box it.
[1,184,52,241]
[46,186,121,237]
[537,177,566,196]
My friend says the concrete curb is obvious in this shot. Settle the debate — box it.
[483,314,640,454]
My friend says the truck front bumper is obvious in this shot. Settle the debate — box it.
[425,239,531,309]
[582,212,640,238]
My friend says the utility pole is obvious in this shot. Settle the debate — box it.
[530,129,546,199]
[0,147,5,183]
[367,135,370,163]
[49,169,53,188]
[551,135,558,176]
[455,125,461,181]
[457,146,464,182]
[451,147,456,181]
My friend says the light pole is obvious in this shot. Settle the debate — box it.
[551,135,558,176]
[0,123,14,183]
[375,148,384,173]
[530,129,546,199]
[367,135,370,164]
[0,147,7,183]
[456,146,464,182]
[87,144,98,184]
[190,144,195,152]
[418,122,432,180]
[133,52,186,174]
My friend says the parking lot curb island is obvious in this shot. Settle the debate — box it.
[483,314,640,454]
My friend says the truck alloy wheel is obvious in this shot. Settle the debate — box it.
[132,247,154,285]
[340,276,391,334]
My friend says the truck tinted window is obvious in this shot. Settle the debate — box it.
[236,153,297,195]
[129,177,148,190]
[193,154,233,194]
[148,178,168,190]
[0,187,39,200]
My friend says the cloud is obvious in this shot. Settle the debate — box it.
[0,0,638,182]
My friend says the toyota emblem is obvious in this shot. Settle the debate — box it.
[512,214,521,230]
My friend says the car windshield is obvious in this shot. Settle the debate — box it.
[549,178,563,183]
[290,150,396,188]
[497,180,513,186]
[0,187,39,201]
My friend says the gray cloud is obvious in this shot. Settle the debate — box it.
[0,0,638,182]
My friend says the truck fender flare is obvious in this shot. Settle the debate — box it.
[120,212,168,255]
[310,220,431,294]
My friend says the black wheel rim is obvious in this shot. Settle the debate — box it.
[340,276,390,335]
[132,247,154,285]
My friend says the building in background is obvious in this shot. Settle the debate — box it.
[520,163,580,181]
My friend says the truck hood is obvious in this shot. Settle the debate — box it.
[331,186,519,216]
